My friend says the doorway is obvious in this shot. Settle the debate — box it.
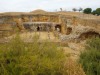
[55,25,61,32]
[37,26,40,31]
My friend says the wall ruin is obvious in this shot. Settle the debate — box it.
[0,12,100,41]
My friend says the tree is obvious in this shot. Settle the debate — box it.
[60,8,63,11]
[96,8,100,16]
[92,10,96,15]
[72,8,77,12]
[92,8,100,16]
[79,8,83,12]
[83,8,92,14]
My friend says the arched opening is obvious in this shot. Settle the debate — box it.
[79,31,100,40]
[66,27,72,35]
[23,24,31,30]
[55,25,61,32]
[37,26,40,31]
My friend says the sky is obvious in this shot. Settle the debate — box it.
[0,0,100,12]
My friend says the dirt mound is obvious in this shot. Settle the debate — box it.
[30,9,47,13]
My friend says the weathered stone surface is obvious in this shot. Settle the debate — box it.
[0,10,100,41]
[60,25,100,41]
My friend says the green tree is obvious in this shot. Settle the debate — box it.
[92,10,96,15]
[79,8,83,12]
[72,8,77,12]
[96,8,100,16]
[83,8,92,14]
[60,8,63,11]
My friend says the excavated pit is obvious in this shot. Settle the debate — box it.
[79,31,100,40]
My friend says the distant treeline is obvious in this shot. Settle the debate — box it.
[72,7,100,16]
[59,7,100,16]
[83,8,100,16]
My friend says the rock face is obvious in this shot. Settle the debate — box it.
[0,10,100,41]
[60,25,100,42]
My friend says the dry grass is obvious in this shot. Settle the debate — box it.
[63,58,86,75]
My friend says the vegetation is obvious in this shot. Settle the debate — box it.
[83,8,100,16]
[78,8,83,12]
[79,37,100,75]
[60,8,63,11]
[92,8,100,16]
[83,8,92,14]
[0,34,86,75]
[72,8,77,12]
[0,34,65,75]
[63,58,85,75]
[96,8,100,15]
[92,10,97,15]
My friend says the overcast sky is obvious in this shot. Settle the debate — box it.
[0,0,100,12]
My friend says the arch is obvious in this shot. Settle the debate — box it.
[79,31,100,40]
[66,27,72,35]
[37,26,40,31]
[24,24,31,30]
[55,25,61,32]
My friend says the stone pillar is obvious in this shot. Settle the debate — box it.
[52,23,55,32]
[58,15,67,34]
[30,16,32,22]
[60,18,67,34]
[17,17,25,31]
[47,24,50,39]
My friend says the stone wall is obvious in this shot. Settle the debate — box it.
[0,12,100,39]
[76,18,100,32]
[0,23,14,38]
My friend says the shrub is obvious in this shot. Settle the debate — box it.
[0,34,65,75]
[79,37,100,75]
[0,34,87,75]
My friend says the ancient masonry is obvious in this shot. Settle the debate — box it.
[0,11,100,41]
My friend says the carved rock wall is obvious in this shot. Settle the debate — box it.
[0,12,100,40]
